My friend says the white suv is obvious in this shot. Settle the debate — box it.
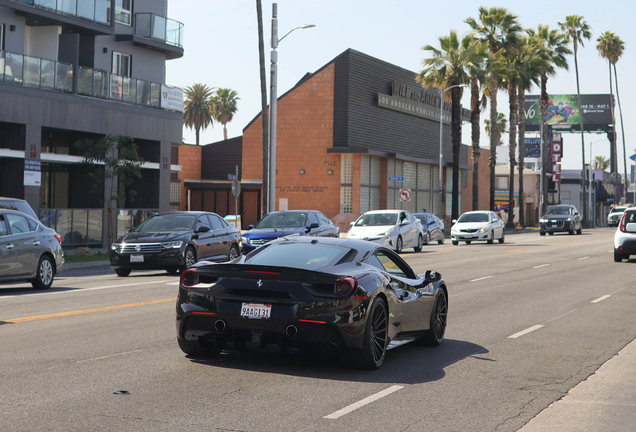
[614,208,636,262]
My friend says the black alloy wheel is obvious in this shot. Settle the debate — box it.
[414,235,423,252]
[342,297,388,370]
[418,290,448,346]
[31,255,54,289]
[395,236,403,253]
[228,244,239,261]
[185,247,197,268]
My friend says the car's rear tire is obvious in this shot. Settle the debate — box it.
[115,268,131,277]
[228,244,239,261]
[414,235,423,252]
[418,290,447,347]
[614,249,624,262]
[341,297,388,370]
[438,235,444,245]
[31,255,54,289]
[177,337,221,357]
[395,236,403,253]
[499,232,505,244]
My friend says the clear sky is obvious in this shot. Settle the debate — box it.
[166,0,635,175]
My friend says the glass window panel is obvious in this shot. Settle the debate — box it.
[370,187,380,211]
[56,209,73,247]
[115,0,132,25]
[340,185,352,214]
[40,59,55,88]
[94,70,109,97]
[87,210,103,244]
[360,155,370,186]
[341,154,353,184]
[416,191,430,213]
[55,62,73,91]
[95,0,111,24]
[136,79,151,105]
[110,74,123,100]
[417,164,431,191]
[135,13,152,38]
[77,0,94,20]
[34,0,56,10]
[70,209,87,245]
[122,77,136,103]
[360,187,370,213]
[23,55,40,86]
[152,15,167,41]
[59,0,77,15]
[77,67,92,95]
[404,161,416,189]
[166,19,182,47]
[0,52,5,82]
[150,83,161,107]
[387,188,396,210]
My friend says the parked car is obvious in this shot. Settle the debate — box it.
[0,209,65,289]
[614,208,636,262]
[0,196,38,219]
[539,205,582,236]
[347,209,424,253]
[412,212,445,245]
[608,205,629,227]
[110,211,241,277]
[450,211,505,245]
[241,210,340,254]
[176,236,448,370]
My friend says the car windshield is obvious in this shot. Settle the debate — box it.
[545,207,571,216]
[611,207,627,214]
[245,243,350,270]
[457,213,489,223]
[255,213,306,228]
[354,213,398,226]
[135,214,195,232]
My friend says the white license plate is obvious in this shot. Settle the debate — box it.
[130,254,144,263]
[240,303,272,320]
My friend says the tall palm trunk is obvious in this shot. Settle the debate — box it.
[517,89,526,227]
[574,46,587,224]
[507,85,518,229]
[223,125,228,140]
[195,127,200,146]
[540,73,549,214]
[470,78,481,211]
[451,85,462,221]
[256,0,269,216]
[614,65,627,188]
[489,82,498,211]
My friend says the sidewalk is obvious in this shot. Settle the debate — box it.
[518,338,636,432]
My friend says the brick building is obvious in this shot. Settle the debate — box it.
[180,49,486,228]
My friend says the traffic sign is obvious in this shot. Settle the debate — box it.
[389,176,404,182]
[399,188,412,202]
[231,180,241,197]
[228,173,237,180]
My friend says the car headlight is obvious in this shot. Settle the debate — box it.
[539,218,547,223]
[241,236,250,244]
[479,226,490,233]
[161,241,183,249]
[451,227,459,234]
[111,242,120,251]
[566,217,573,222]
[380,229,393,236]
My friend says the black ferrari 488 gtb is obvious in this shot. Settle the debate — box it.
[176,236,447,369]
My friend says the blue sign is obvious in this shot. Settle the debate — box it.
[228,174,237,181]
[389,176,404,182]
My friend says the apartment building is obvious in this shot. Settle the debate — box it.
[0,0,184,249]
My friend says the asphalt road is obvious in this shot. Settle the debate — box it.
[1,228,634,431]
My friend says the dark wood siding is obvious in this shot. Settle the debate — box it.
[201,136,243,180]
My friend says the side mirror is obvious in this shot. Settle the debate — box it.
[306,223,320,233]
[248,225,254,230]
[128,227,135,233]
[452,219,457,225]
[423,270,441,282]
[197,225,210,233]
[350,221,355,226]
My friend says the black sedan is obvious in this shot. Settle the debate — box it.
[0,209,65,289]
[110,211,241,277]
[539,205,582,236]
[176,236,448,369]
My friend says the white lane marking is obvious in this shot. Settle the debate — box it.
[591,295,611,304]
[469,276,493,282]
[324,385,404,419]
[166,282,180,286]
[577,256,589,260]
[77,349,143,364]
[533,264,550,269]
[508,325,544,339]
[0,280,172,300]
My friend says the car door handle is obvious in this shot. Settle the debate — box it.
[6,244,14,249]
[33,241,41,246]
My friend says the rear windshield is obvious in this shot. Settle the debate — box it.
[354,213,398,226]
[457,213,489,223]
[245,242,351,270]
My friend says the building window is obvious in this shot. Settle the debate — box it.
[495,176,509,191]
[388,159,434,213]
[0,24,4,51]
[360,155,381,213]
[112,51,131,77]
[170,181,181,211]
[340,154,353,213]
[115,0,132,26]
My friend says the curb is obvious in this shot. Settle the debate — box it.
[63,260,111,270]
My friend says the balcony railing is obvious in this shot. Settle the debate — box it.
[1,50,182,112]
[40,208,104,248]
[134,13,183,48]
[0,51,73,91]
[12,0,111,26]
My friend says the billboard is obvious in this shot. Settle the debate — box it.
[524,94,613,132]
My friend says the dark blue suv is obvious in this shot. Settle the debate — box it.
[241,210,340,254]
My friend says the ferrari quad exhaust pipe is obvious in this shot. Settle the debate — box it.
[214,319,227,332]
[285,325,298,337]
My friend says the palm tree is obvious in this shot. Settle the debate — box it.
[593,155,610,170]
[526,25,571,214]
[559,15,591,223]
[183,83,214,146]
[464,37,489,211]
[417,29,471,221]
[484,112,508,145]
[256,0,269,216]
[211,88,240,140]
[466,7,522,211]
[597,32,626,189]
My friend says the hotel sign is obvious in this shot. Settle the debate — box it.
[378,80,470,123]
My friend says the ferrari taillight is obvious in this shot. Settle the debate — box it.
[180,268,199,287]
[335,277,357,297]
[619,213,627,232]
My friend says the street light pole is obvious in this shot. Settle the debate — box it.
[268,3,315,213]
[438,84,467,220]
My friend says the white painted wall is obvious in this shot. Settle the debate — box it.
[25,26,61,60]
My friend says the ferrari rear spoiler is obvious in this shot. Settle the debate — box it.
[193,263,345,284]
